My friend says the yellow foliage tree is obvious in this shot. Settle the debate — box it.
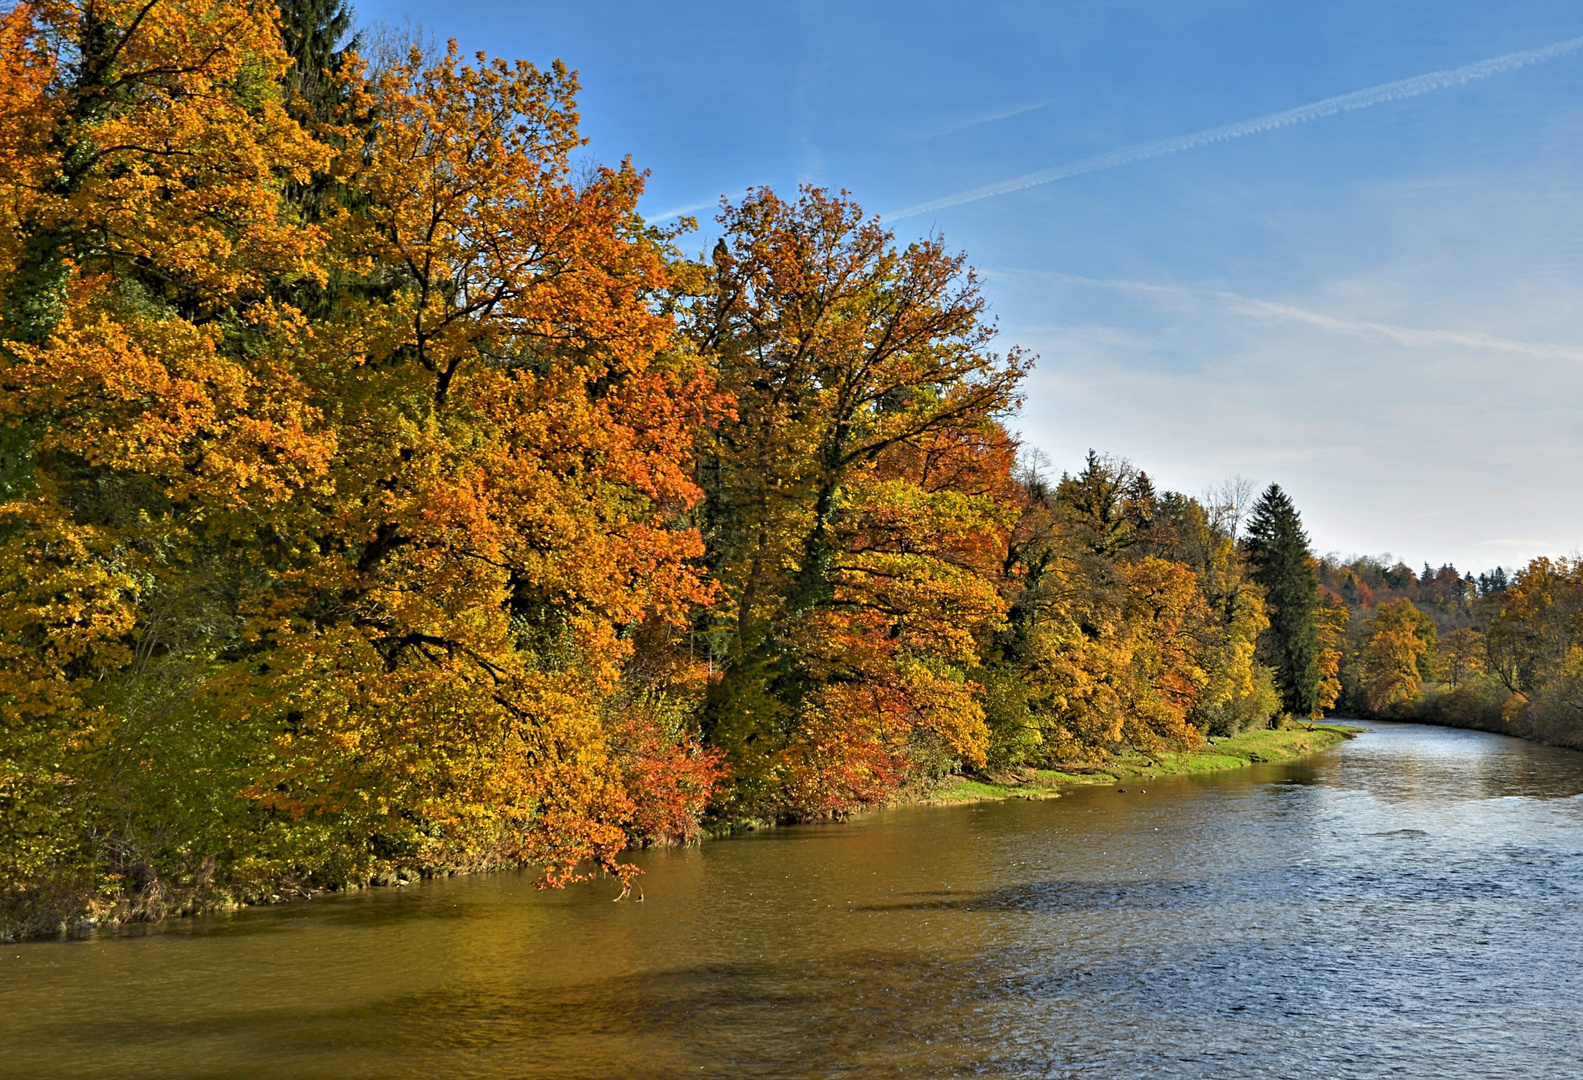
[1441,627,1485,688]
[1359,599,1436,712]
[0,0,331,928]
[0,3,722,932]
[236,42,719,883]
[1314,600,1349,714]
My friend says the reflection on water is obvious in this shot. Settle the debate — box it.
[4,721,1583,1079]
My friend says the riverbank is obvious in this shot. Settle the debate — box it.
[923,722,1361,805]
[1379,682,1583,754]
[9,722,1360,941]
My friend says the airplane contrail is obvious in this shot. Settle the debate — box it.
[647,199,719,223]
[888,34,1583,220]
[914,99,1054,141]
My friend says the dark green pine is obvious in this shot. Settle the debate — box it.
[1244,483,1322,719]
[276,0,360,118]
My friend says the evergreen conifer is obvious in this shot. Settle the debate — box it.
[1244,484,1322,718]
[277,0,358,118]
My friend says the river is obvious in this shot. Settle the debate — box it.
[4,721,1582,1079]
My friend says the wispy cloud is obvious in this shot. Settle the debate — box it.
[913,100,1053,141]
[1228,296,1583,362]
[1002,269,1583,569]
[1044,273,1583,363]
[889,34,1583,220]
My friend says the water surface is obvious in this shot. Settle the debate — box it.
[5,721,1582,1079]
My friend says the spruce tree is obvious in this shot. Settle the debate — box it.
[276,0,358,119]
[1244,484,1322,718]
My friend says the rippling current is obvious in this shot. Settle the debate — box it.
[5,721,1583,1079]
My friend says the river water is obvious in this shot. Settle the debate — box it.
[4,721,1583,1079]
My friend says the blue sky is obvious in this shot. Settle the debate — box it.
[355,0,1583,573]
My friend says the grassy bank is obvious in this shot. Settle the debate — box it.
[923,722,1362,805]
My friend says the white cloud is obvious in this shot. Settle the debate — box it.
[643,199,719,223]
[1035,272,1583,365]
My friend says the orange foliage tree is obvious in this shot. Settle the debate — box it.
[0,1,724,932]
[233,42,722,885]
[685,187,1027,817]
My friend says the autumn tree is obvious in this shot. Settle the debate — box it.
[0,0,331,933]
[991,453,1270,753]
[1441,627,1485,689]
[1359,599,1437,712]
[1485,559,1583,694]
[685,186,1026,816]
[1485,567,1583,750]
[1244,484,1321,718]
[1314,599,1349,714]
[233,41,725,885]
[0,1,725,935]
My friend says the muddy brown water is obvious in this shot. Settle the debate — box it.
[4,720,1583,1079]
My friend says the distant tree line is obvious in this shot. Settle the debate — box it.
[1313,553,1583,749]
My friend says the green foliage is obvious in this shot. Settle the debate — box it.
[1244,484,1321,717]
[1193,663,1282,737]
[277,0,360,117]
[976,664,1043,768]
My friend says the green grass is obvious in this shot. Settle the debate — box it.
[923,722,1361,805]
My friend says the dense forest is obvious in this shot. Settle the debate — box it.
[0,0,1573,939]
